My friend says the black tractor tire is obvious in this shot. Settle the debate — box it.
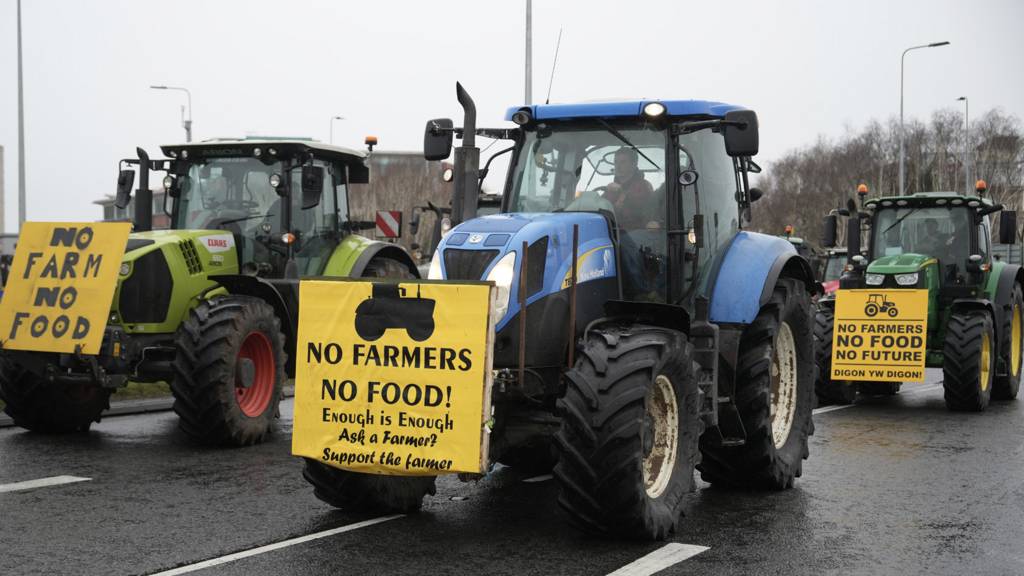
[0,361,111,433]
[302,459,437,513]
[943,309,995,412]
[698,277,816,489]
[171,295,286,446]
[993,283,1023,401]
[813,306,856,405]
[362,257,416,279]
[554,324,702,540]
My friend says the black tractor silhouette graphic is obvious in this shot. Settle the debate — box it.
[864,293,898,318]
[354,283,436,342]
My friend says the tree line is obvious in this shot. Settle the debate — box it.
[752,108,1024,247]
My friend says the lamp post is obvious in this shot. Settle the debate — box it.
[149,85,192,142]
[899,41,950,195]
[957,96,969,195]
[16,0,26,229]
[329,116,345,144]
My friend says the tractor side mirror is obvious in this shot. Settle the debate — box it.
[748,187,763,203]
[846,212,861,259]
[424,118,454,161]
[115,169,135,209]
[300,166,324,209]
[723,110,759,157]
[409,208,421,236]
[823,214,838,248]
[999,210,1017,245]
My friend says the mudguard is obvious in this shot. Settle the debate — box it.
[708,231,814,325]
[349,243,420,278]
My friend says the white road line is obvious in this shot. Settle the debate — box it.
[606,543,709,576]
[149,514,403,576]
[522,473,553,483]
[812,382,943,416]
[0,475,91,493]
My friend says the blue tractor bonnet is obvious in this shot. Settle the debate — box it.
[504,100,746,122]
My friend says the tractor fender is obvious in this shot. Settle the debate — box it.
[349,242,420,279]
[209,274,297,375]
[989,263,1023,357]
[708,231,815,325]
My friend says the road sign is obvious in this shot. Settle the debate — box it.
[831,289,929,382]
[375,210,402,238]
[292,278,496,475]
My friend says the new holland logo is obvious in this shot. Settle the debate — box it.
[468,234,484,244]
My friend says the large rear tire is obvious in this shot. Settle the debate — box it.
[813,306,856,405]
[699,277,815,489]
[0,361,111,433]
[302,257,436,511]
[554,325,701,540]
[993,284,1022,401]
[943,309,995,412]
[171,296,286,446]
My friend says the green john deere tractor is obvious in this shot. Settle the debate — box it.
[816,182,1022,409]
[0,139,418,444]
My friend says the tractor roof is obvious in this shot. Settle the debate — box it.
[160,138,367,163]
[864,192,994,210]
[504,100,745,122]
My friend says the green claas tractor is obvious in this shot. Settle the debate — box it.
[816,181,1022,409]
[0,139,418,444]
[301,84,818,539]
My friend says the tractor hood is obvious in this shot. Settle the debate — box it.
[867,253,934,275]
[437,212,615,330]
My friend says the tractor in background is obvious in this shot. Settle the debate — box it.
[816,181,1022,408]
[302,84,818,540]
[0,138,417,445]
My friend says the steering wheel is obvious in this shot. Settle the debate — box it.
[564,190,615,213]
[221,199,260,210]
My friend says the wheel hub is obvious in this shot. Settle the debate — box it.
[235,332,275,417]
[642,374,679,499]
[770,322,798,450]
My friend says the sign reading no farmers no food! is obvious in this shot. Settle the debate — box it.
[831,289,928,382]
[0,222,132,355]
[292,278,495,475]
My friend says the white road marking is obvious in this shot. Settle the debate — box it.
[813,382,943,416]
[606,543,709,576]
[0,475,91,493]
[149,514,403,576]
[522,474,553,483]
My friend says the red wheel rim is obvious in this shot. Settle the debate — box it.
[236,332,275,417]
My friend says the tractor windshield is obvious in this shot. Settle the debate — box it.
[174,156,344,276]
[823,254,846,282]
[508,122,666,230]
[873,205,971,269]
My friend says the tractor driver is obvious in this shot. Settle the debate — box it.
[918,218,943,253]
[603,147,655,230]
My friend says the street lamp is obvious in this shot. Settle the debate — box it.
[957,96,969,195]
[150,85,193,142]
[329,115,345,144]
[899,41,950,195]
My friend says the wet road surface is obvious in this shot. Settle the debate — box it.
[2,372,1022,576]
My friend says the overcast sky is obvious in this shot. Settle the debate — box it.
[0,0,1021,231]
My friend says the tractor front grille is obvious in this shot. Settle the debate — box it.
[178,240,203,275]
[119,249,172,324]
[444,249,499,280]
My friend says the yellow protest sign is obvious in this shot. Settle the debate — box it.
[831,289,929,382]
[0,222,132,355]
[291,278,495,476]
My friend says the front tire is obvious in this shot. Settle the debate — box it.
[699,277,815,489]
[943,309,995,411]
[813,306,856,405]
[554,324,701,540]
[993,284,1022,401]
[171,296,286,446]
[0,360,111,433]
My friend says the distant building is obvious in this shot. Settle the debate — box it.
[93,188,171,229]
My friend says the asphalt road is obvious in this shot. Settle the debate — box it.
[2,371,1023,576]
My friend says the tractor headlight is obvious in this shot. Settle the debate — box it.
[162,175,174,191]
[119,262,131,276]
[486,251,517,320]
[427,250,443,280]
[895,272,919,286]
[865,273,885,286]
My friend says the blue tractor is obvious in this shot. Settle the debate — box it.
[302,85,817,539]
